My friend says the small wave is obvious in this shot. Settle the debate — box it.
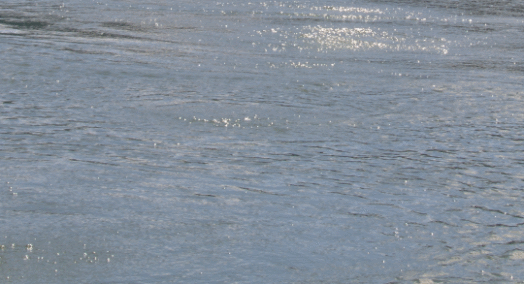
[0,24,26,35]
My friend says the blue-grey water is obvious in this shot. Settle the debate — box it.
[1,0,524,282]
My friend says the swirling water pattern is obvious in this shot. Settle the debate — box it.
[1,0,524,282]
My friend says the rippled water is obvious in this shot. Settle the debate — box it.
[1,0,524,282]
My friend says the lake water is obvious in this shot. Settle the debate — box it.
[1,0,524,282]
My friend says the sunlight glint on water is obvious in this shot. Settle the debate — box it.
[1,0,524,282]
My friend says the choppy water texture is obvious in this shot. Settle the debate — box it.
[1,0,524,282]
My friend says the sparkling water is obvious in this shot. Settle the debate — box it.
[1,0,524,282]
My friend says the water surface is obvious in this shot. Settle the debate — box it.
[1,0,524,282]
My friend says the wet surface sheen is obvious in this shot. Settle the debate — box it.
[1,0,524,283]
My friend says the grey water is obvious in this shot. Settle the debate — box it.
[1,0,524,282]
